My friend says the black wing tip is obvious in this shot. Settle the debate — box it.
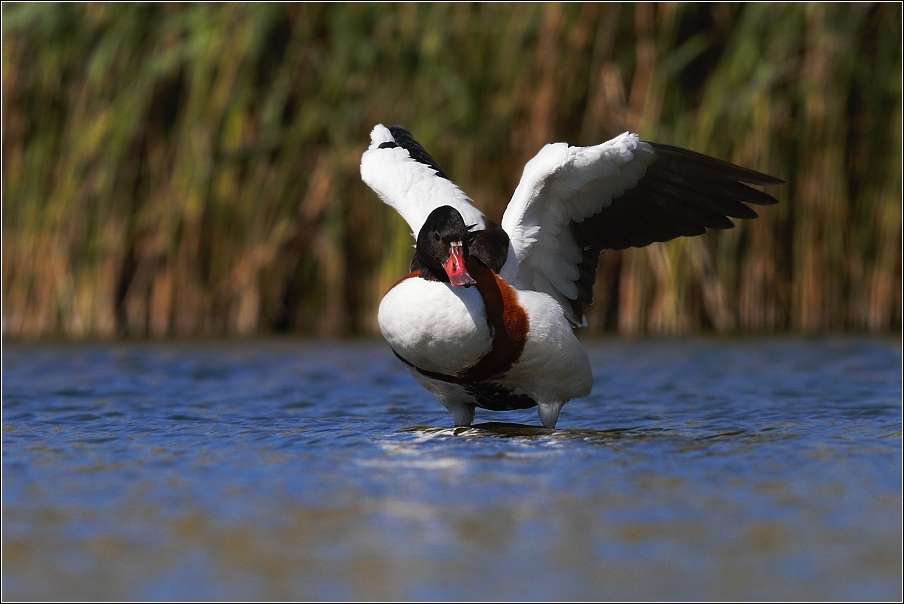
[385,125,449,180]
[648,142,785,187]
[751,194,780,205]
[742,174,785,188]
[388,124,413,141]
[760,175,785,187]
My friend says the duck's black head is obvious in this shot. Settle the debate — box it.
[416,206,477,287]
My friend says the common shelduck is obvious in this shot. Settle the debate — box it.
[361,124,782,428]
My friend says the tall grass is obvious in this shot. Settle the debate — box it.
[2,3,900,338]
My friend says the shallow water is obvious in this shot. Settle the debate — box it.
[2,337,901,600]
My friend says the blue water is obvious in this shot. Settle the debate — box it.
[2,337,901,600]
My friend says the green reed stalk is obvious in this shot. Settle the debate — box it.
[2,3,900,339]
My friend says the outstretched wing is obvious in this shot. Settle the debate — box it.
[499,133,783,327]
[360,124,486,239]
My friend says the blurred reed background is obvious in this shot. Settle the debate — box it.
[2,3,901,339]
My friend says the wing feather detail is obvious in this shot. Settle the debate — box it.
[499,134,783,327]
[360,124,485,239]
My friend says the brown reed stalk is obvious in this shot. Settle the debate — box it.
[1,3,900,339]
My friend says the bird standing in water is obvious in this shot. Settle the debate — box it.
[361,124,782,428]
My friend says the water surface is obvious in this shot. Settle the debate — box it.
[3,337,901,600]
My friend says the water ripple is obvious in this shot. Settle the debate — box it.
[2,337,901,601]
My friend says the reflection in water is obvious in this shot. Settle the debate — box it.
[399,422,799,451]
[2,338,902,600]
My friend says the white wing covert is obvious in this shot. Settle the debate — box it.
[360,124,486,239]
[499,133,654,326]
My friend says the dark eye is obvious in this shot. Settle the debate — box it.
[433,233,440,241]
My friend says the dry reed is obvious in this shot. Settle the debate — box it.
[2,3,900,339]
